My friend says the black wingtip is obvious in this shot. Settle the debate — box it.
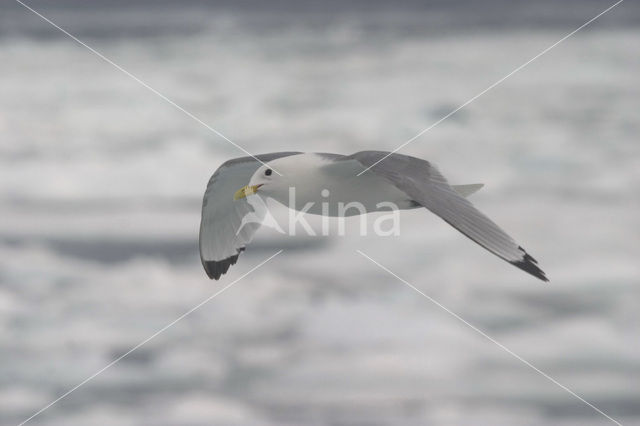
[511,246,549,282]
[202,248,245,280]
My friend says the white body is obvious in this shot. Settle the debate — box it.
[250,153,414,216]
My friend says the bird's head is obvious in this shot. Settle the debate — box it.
[233,156,304,201]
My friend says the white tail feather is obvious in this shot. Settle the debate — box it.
[452,183,484,197]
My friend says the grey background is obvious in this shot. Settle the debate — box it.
[1,1,639,425]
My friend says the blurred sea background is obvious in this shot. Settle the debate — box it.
[1,1,639,425]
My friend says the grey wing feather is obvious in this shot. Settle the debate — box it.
[199,152,300,279]
[351,151,548,281]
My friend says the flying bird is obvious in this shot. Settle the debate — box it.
[199,151,548,281]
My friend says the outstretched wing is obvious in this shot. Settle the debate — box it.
[351,151,548,281]
[199,152,300,279]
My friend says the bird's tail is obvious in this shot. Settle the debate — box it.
[452,183,484,198]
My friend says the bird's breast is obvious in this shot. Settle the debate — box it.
[272,174,413,217]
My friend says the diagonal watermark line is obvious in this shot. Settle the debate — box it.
[356,249,622,426]
[357,0,624,176]
[14,0,283,175]
[18,250,284,426]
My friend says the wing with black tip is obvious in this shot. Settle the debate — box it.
[351,151,548,282]
[199,152,300,279]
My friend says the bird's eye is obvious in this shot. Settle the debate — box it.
[264,169,272,176]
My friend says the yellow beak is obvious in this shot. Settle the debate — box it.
[234,184,261,200]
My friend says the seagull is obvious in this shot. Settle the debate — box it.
[199,151,548,281]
